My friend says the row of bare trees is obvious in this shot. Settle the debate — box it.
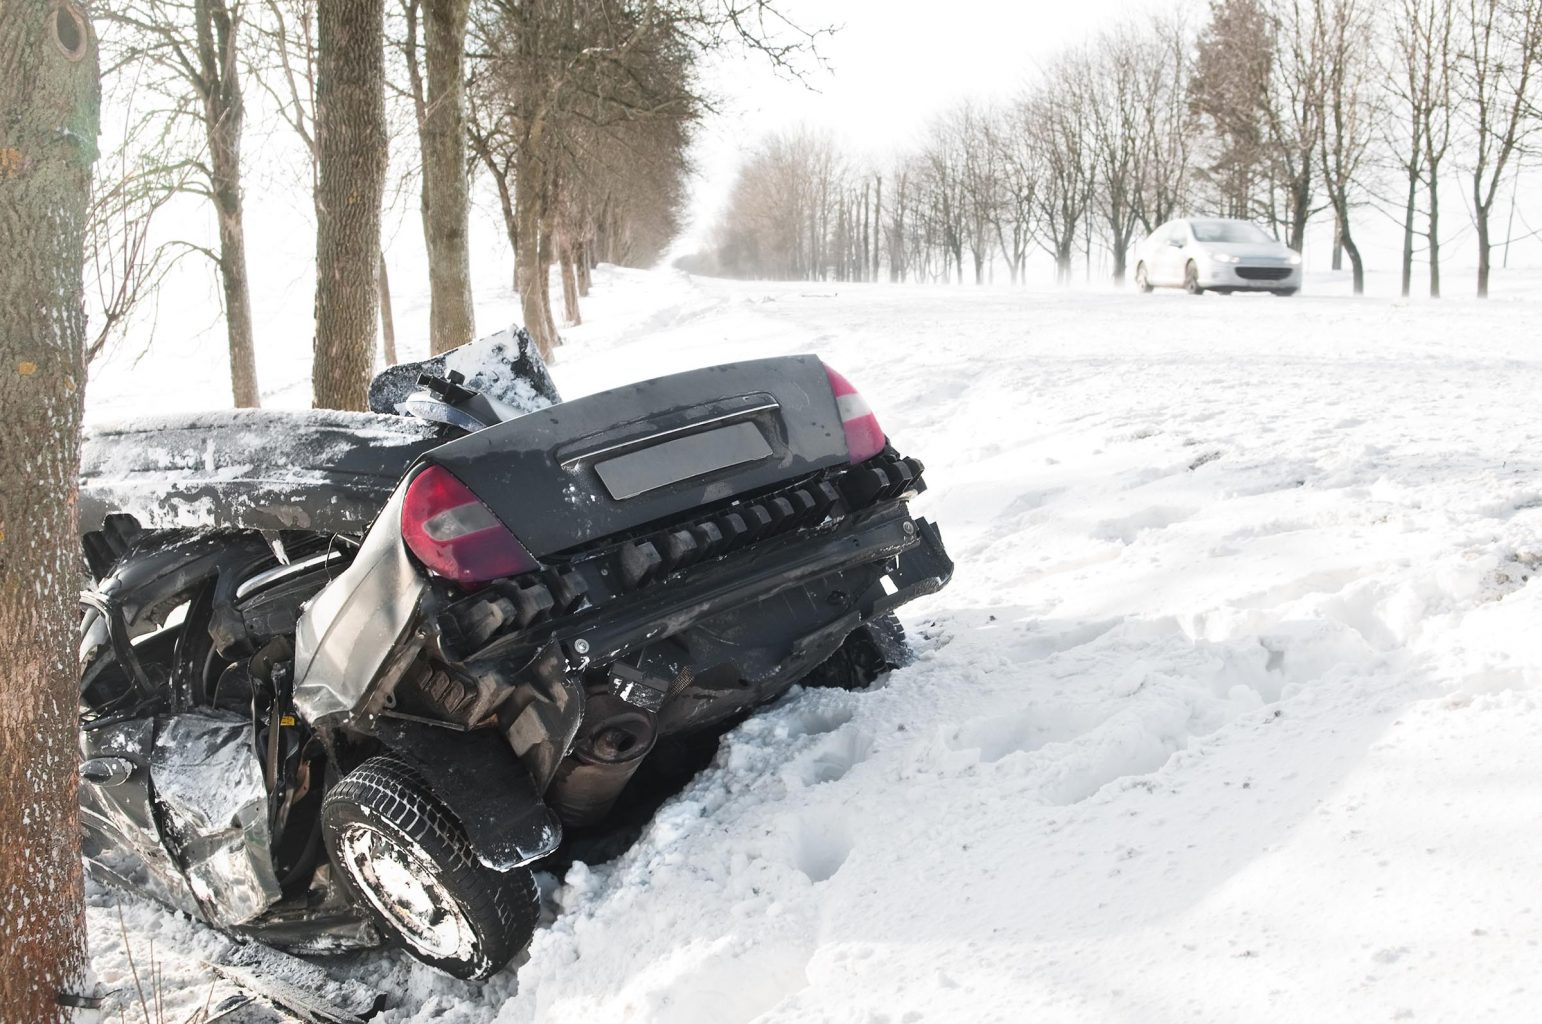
[91,0,809,408]
[703,0,1542,298]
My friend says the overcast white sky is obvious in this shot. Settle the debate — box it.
[679,0,1192,245]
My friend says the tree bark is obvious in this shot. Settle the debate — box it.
[312,0,386,410]
[537,213,559,343]
[487,160,519,292]
[515,140,558,358]
[197,0,260,407]
[1287,181,1310,253]
[576,240,590,296]
[417,0,474,353]
[1400,168,1416,298]
[0,1,98,1018]
[558,236,581,326]
[872,175,882,282]
[1428,171,1442,298]
[1475,201,1491,298]
[377,253,397,366]
[1335,199,1365,294]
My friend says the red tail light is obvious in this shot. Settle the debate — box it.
[401,465,539,583]
[822,363,886,464]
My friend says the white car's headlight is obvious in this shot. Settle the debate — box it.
[1288,252,1302,265]
[1210,253,1240,264]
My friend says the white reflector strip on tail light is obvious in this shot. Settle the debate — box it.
[835,391,874,422]
[822,362,886,464]
[422,501,501,541]
[401,465,539,584]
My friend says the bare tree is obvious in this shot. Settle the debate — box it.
[1386,0,1457,295]
[710,128,843,280]
[311,0,387,409]
[984,105,1039,284]
[1420,0,1457,296]
[101,0,263,406]
[466,74,521,292]
[84,92,194,363]
[919,114,968,283]
[884,161,916,282]
[1317,0,1376,292]
[0,2,98,1019]
[403,0,475,352]
[1086,25,1146,282]
[1265,0,1326,249]
[473,0,756,354]
[953,104,999,284]
[1025,55,1095,284]
[1131,13,1193,232]
[256,0,410,361]
[1457,0,1542,297]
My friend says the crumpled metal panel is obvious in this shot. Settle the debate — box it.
[292,482,425,726]
[79,717,204,918]
[150,711,283,927]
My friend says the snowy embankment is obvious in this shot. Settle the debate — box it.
[91,268,1542,1022]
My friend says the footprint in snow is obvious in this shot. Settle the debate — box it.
[789,810,852,884]
[796,726,874,787]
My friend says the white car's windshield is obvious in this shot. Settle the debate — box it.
[1191,220,1274,244]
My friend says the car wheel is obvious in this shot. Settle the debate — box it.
[1271,288,1298,297]
[1184,261,1203,295]
[803,613,910,690]
[322,755,539,980]
[1134,263,1153,293]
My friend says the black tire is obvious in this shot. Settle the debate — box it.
[1135,263,1153,293]
[1271,288,1298,296]
[803,613,911,690]
[321,755,538,979]
[1184,261,1203,294]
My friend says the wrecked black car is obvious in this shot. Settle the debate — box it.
[76,330,951,978]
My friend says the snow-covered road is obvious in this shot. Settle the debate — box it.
[90,269,1542,1022]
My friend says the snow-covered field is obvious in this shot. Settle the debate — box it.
[89,268,1542,1022]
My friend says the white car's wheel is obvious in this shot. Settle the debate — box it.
[1135,263,1153,293]
[1183,261,1203,295]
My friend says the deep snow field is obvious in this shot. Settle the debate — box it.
[86,267,1542,1022]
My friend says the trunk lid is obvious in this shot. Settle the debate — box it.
[422,355,850,557]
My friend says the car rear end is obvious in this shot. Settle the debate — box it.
[294,354,951,829]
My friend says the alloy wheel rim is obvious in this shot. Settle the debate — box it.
[336,823,476,961]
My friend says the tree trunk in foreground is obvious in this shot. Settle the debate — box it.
[312,0,386,410]
[418,0,474,354]
[0,1,99,1018]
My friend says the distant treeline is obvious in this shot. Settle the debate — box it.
[689,0,1539,298]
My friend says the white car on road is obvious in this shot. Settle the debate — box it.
[1134,218,1302,296]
